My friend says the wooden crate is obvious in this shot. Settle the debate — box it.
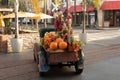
[47,51,80,64]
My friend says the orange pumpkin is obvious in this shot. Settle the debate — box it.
[49,42,58,50]
[59,41,68,50]
[55,38,63,45]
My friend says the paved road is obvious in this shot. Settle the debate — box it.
[0,28,120,80]
[73,28,120,50]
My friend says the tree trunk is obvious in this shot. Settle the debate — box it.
[14,0,19,38]
[74,0,76,25]
[82,0,86,33]
[44,0,47,28]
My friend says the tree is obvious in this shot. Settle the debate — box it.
[14,0,19,38]
[86,0,94,6]
[74,0,76,25]
[92,0,101,27]
[9,0,28,12]
[1,0,8,6]
[19,0,28,11]
[92,0,101,8]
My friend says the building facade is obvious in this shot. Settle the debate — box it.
[100,0,120,27]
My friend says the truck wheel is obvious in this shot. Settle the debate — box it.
[75,63,84,74]
[36,55,39,64]
[39,72,45,77]
[33,53,36,62]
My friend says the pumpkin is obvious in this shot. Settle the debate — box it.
[59,41,67,50]
[55,38,63,45]
[49,42,58,50]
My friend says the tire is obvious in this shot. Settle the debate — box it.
[33,53,36,62]
[39,72,45,77]
[75,67,83,74]
[75,62,84,74]
[33,53,39,64]
[36,55,39,64]
[58,63,63,68]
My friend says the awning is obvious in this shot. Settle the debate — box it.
[87,6,94,12]
[100,1,120,10]
[2,12,53,19]
[3,12,40,18]
[68,5,94,13]
[68,5,83,13]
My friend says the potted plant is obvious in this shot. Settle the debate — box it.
[104,11,110,27]
[11,0,23,52]
[104,20,110,27]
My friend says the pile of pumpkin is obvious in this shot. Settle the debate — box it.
[43,32,67,51]
[43,32,83,52]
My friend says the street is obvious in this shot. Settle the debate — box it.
[1,0,120,79]
[0,28,120,80]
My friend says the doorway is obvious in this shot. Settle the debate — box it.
[115,11,120,27]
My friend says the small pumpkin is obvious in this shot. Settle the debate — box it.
[55,38,63,45]
[59,41,68,50]
[49,42,58,50]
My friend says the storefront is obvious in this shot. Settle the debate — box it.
[100,1,120,27]
[68,5,83,25]
[68,5,94,26]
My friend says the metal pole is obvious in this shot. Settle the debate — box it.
[82,0,86,33]
[14,0,19,38]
